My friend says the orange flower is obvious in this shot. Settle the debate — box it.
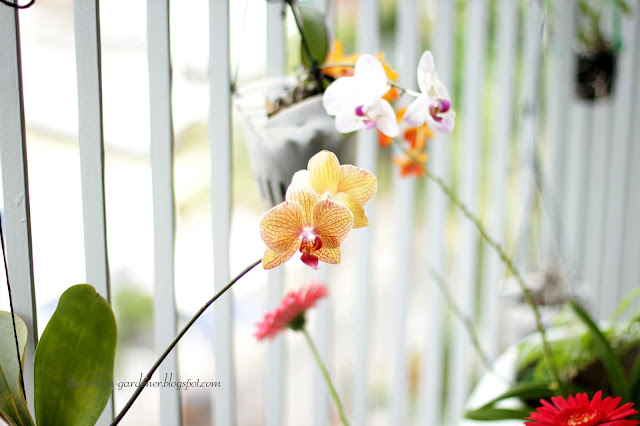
[392,151,428,178]
[322,40,359,78]
[291,150,377,228]
[260,185,354,270]
[378,107,434,149]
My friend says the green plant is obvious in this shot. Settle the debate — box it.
[465,295,640,421]
[577,0,631,51]
[0,285,117,426]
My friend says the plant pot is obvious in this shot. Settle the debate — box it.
[575,48,617,100]
[234,78,356,206]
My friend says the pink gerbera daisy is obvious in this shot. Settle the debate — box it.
[526,391,639,426]
[254,282,328,341]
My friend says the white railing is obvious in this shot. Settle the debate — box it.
[1,0,639,425]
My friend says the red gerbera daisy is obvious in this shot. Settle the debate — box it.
[526,391,639,426]
[254,282,328,341]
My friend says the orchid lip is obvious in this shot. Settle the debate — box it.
[440,99,451,112]
[363,119,377,130]
[355,105,366,117]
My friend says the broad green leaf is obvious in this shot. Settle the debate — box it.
[297,3,329,68]
[569,301,628,398]
[464,407,532,421]
[35,284,117,426]
[0,312,34,426]
[478,382,556,410]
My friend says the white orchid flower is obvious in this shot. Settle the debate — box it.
[323,54,399,138]
[404,51,455,134]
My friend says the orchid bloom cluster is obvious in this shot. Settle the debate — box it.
[322,42,455,177]
[259,150,377,270]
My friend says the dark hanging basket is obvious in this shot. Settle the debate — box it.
[575,48,618,100]
[234,78,356,207]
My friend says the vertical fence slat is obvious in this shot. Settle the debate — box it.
[264,3,286,426]
[209,0,235,423]
[480,0,518,362]
[599,11,638,318]
[389,0,418,424]
[543,0,575,260]
[582,100,611,299]
[514,1,543,268]
[562,101,590,274]
[353,0,380,424]
[312,267,330,426]
[447,0,488,422]
[620,16,640,306]
[417,1,455,423]
[0,6,38,411]
[146,0,181,424]
[73,1,113,422]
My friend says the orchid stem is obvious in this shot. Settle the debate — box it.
[302,328,350,426]
[110,258,263,426]
[392,139,566,394]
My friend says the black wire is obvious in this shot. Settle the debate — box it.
[0,0,36,9]
[0,217,27,401]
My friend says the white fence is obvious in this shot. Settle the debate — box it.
[1,0,639,425]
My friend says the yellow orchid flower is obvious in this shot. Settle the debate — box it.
[260,185,354,270]
[291,150,377,229]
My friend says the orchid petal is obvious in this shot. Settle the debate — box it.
[323,76,359,115]
[404,95,429,127]
[260,201,304,252]
[314,247,341,264]
[417,50,437,94]
[308,150,341,194]
[263,245,300,269]
[426,109,455,134]
[354,54,389,99]
[338,164,377,206]
[312,198,354,249]
[285,186,318,227]
[334,192,369,228]
[335,112,364,134]
[371,99,399,137]
[290,170,312,189]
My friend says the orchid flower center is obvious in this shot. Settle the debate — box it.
[428,99,451,122]
[355,105,378,130]
[300,228,323,254]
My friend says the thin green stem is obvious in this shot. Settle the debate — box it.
[430,269,511,382]
[111,258,263,426]
[392,139,566,394]
[302,328,350,426]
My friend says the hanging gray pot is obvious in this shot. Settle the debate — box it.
[235,78,356,206]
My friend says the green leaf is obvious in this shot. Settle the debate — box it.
[617,0,632,15]
[477,382,556,410]
[464,407,532,421]
[0,311,35,426]
[297,3,329,68]
[629,352,640,402]
[569,301,628,398]
[34,284,117,426]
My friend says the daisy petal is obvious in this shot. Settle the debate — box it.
[334,192,369,228]
[263,245,300,269]
[285,186,318,226]
[308,150,341,194]
[354,54,389,99]
[260,201,304,252]
[417,50,437,94]
[314,247,341,264]
[404,95,429,127]
[312,198,354,248]
[338,164,377,206]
